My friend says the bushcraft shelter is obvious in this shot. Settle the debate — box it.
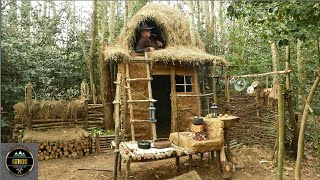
[103,3,229,140]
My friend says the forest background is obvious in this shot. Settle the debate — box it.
[1,1,320,162]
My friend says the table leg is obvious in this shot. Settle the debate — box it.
[224,128,232,162]
[126,158,131,180]
[175,156,180,175]
[118,154,122,172]
[188,154,192,171]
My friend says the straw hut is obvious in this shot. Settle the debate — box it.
[103,3,229,140]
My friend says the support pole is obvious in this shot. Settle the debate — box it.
[212,63,217,104]
[277,84,285,180]
[113,73,122,180]
[25,82,33,130]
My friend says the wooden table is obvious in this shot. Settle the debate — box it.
[204,115,240,161]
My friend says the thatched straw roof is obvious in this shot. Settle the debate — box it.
[104,3,229,66]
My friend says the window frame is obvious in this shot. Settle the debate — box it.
[175,75,193,93]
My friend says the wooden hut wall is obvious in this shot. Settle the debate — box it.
[118,63,152,140]
[118,63,201,139]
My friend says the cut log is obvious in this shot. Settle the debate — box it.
[169,170,201,180]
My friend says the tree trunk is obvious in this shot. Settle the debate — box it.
[285,45,298,157]
[89,0,98,104]
[297,38,305,121]
[203,1,210,32]
[99,45,114,130]
[295,71,320,180]
[218,1,224,54]
[98,0,114,130]
[187,1,196,46]
[108,1,116,44]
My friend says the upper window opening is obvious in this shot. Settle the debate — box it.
[133,20,167,53]
[175,75,193,92]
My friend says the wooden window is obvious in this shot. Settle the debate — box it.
[175,75,193,92]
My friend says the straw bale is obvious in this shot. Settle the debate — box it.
[103,3,229,66]
[14,100,85,121]
[205,120,224,140]
[169,132,224,153]
[22,128,89,143]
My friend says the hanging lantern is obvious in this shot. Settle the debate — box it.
[148,103,157,123]
[210,103,218,118]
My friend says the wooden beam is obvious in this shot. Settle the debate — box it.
[232,70,291,78]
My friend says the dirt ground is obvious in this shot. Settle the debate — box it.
[39,94,319,180]
[39,145,319,180]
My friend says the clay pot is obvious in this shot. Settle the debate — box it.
[153,138,171,149]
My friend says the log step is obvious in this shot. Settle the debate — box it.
[126,78,152,82]
[130,119,149,123]
[126,99,157,103]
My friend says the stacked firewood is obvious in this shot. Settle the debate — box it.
[38,137,90,161]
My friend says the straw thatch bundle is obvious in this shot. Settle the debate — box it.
[104,3,229,66]
[14,100,85,121]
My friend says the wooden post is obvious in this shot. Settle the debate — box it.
[146,63,157,140]
[95,134,101,154]
[84,100,88,131]
[126,158,131,180]
[113,73,122,180]
[188,154,192,171]
[25,82,33,130]
[225,75,230,102]
[171,67,177,132]
[212,64,217,104]
[277,84,285,180]
[81,80,89,101]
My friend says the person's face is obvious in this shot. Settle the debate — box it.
[142,30,151,37]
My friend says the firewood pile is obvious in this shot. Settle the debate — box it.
[22,128,91,161]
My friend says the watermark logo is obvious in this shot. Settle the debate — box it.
[5,147,35,176]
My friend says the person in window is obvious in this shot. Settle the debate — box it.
[135,23,163,53]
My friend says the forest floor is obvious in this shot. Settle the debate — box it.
[39,94,320,180]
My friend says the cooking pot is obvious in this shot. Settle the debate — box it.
[192,117,204,125]
[137,140,151,149]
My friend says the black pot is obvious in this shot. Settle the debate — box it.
[137,140,151,149]
[192,117,204,125]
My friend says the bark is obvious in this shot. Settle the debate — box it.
[203,1,210,31]
[297,39,306,121]
[295,71,320,180]
[108,1,116,44]
[219,1,224,53]
[11,1,18,35]
[99,45,114,130]
[187,1,196,46]
[98,0,114,130]
[271,42,280,86]
[277,85,285,180]
[285,45,298,157]
[49,0,57,17]
[210,0,216,31]
[89,0,98,103]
